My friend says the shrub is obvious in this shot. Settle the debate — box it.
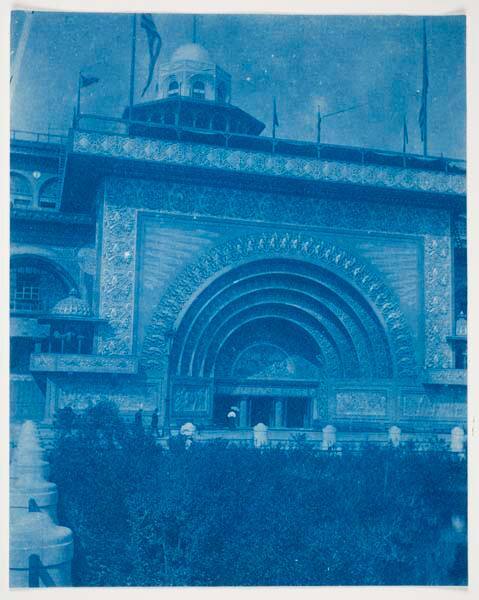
[48,410,467,586]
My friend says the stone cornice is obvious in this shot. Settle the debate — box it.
[11,208,94,226]
[73,131,466,196]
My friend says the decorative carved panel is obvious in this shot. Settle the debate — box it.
[56,379,157,411]
[97,202,137,355]
[423,236,453,369]
[336,390,387,417]
[401,392,466,420]
[171,381,212,415]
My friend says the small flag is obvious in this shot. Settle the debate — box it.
[403,114,409,153]
[273,97,279,138]
[418,19,429,144]
[80,74,99,88]
[273,97,279,127]
[141,14,162,97]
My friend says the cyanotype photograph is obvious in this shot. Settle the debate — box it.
[9,8,467,588]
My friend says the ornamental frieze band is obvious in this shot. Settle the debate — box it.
[74,131,466,196]
[104,177,452,237]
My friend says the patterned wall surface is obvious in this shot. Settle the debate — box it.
[336,390,388,417]
[137,218,423,349]
[99,174,453,377]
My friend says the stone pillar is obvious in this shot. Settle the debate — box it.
[10,512,74,587]
[10,421,74,587]
[253,423,269,448]
[44,378,61,423]
[322,425,336,450]
[450,426,465,453]
[239,398,248,428]
[10,422,57,522]
[311,395,321,423]
[388,425,401,448]
[274,398,284,428]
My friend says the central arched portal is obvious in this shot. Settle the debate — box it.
[141,234,417,430]
[213,316,325,428]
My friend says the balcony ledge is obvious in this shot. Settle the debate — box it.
[30,353,138,374]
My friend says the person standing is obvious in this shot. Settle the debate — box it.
[151,408,159,435]
[227,407,238,430]
[134,407,144,432]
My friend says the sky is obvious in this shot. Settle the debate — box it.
[10,12,466,158]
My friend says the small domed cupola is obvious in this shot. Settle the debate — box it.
[171,42,212,64]
[51,289,92,317]
[157,42,231,104]
[124,41,265,138]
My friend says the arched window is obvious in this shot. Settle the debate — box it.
[168,80,180,97]
[10,257,71,314]
[38,178,59,210]
[10,173,33,208]
[217,81,227,103]
[192,80,205,100]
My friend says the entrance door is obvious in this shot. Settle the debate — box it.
[250,396,273,427]
[286,397,309,428]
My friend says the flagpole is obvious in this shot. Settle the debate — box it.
[316,105,322,159]
[421,18,428,156]
[128,14,137,120]
[272,97,277,140]
[10,11,33,101]
[423,18,428,156]
[76,72,82,119]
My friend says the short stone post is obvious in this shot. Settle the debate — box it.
[10,512,74,587]
[10,421,74,587]
[253,423,269,448]
[321,425,336,450]
[180,422,197,449]
[388,425,401,448]
[450,426,465,453]
[10,421,57,522]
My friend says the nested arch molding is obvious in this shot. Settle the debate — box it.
[141,232,418,379]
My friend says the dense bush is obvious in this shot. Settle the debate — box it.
[49,403,467,586]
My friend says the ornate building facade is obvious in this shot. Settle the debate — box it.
[10,42,467,442]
